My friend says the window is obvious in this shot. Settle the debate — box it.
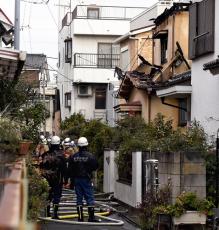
[95,87,106,109]
[77,85,92,96]
[189,0,215,59]
[87,8,99,19]
[97,43,120,68]
[58,52,60,68]
[64,38,72,63]
[179,99,187,127]
[121,48,129,71]
[65,92,71,108]
[160,34,168,64]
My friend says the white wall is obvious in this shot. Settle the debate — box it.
[191,0,219,139]
[73,36,118,53]
[114,151,142,207]
[73,19,130,36]
[73,68,115,83]
[103,150,116,193]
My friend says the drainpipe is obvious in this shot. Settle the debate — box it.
[161,97,187,111]
[172,14,175,75]
[147,88,152,122]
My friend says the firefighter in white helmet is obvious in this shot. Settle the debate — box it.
[40,135,67,219]
[68,137,98,222]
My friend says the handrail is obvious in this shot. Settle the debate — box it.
[0,159,28,229]
[74,53,120,68]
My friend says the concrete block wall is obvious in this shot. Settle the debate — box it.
[103,150,206,207]
[143,151,206,202]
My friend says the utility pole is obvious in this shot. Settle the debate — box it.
[40,68,47,137]
[42,72,46,136]
[14,0,20,49]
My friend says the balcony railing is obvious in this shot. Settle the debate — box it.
[74,53,120,69]
[72,5,146,20]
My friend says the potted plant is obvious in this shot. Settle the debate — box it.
[153,192,214,226]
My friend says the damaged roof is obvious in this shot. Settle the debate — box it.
[117,68,191,100]
[154,2,190,26]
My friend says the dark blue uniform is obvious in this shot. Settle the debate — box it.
[68,149,98,206]
[40,149,66,205]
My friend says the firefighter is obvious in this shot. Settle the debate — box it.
[68,137,98,222]
[40,135,66,219]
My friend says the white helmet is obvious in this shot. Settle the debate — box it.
[77,137,88,147]
[64,137,71,142]
[70,140,75,146]
[63,137,71,146]
[47,138,51,143]
[40,135,45,140]
[51,136,61,145]
[42,138,47,144]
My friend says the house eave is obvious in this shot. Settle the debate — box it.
[0,48,26,81]
[156,85,192,98]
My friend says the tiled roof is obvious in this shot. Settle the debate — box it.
[156,70,191,89]
[203,56,219,71]
[24,53,47,70]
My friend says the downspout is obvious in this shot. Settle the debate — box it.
[161,97,187,111]
[148,94,151,122]
[172,14,175,75]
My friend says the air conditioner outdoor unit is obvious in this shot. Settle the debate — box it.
[78,85,92,96]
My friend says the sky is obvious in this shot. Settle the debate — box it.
[0,0,158,79]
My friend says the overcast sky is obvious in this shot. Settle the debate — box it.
[0,0,158,75]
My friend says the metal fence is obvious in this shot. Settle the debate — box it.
[74,53,120,68]
[72,5,146,20]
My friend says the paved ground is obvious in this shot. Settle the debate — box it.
[40,214,141,230]
[39,189,141,230]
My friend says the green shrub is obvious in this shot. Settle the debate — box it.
[27,158,49,220]
[0,117,21,155]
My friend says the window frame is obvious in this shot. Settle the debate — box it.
[87,7,99,19]
[97,43,120,68]
[160,34,168,64]
[64,92,71,108]
[64,38,72,63]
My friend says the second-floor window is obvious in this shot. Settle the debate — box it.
[87,8,99,19]
[160,34,168,64]
[97,43,120,68]
[64,38,72,63]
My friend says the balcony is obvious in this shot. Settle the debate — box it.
[71,5,146,21]
[74,53,120,69]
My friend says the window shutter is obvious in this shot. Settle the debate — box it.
[196,1,206,57]
[189,0,215,59]
[204,0,215,53]
[189,3,197,60]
